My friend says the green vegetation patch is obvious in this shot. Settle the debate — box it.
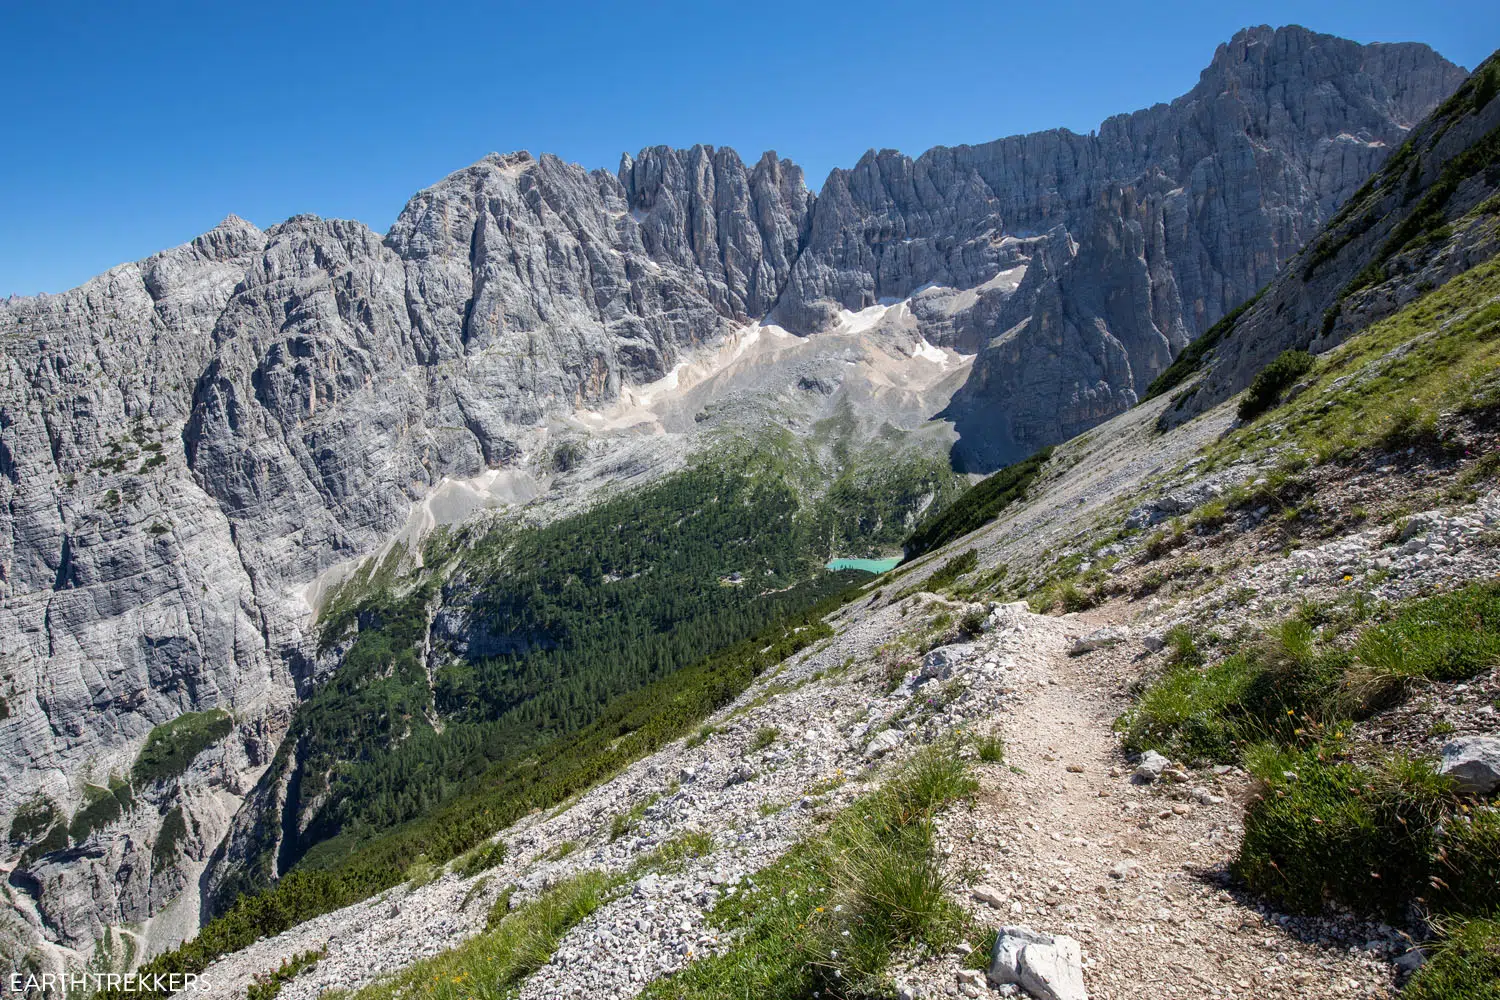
[1345,120,1500,298]
[131,709,232,786]
[1353,583,1500,687]
[1235,745,1456,918]
[1237,349,1314,421]
[1406,919,1500,1000]
[1116,618,1350,765]
[1236,745,1500,920]
[246,949,324,1000]
[343,871,609,1000]
[903,449,1052,560]
[920,549,978,594]
[1206,254,1500,468]
[152,806,189,874]
[1121,585,1500,766]
[10,798,67,868]
[8,798,61,846]
[641,743,976,999]
[69,777,135,844]
[633,830,715,874]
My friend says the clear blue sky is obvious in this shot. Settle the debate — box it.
[2,1,1494,297]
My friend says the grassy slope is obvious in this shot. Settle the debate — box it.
[1200,254,1500,472]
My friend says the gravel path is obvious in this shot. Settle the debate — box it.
[894,609,1411,1000]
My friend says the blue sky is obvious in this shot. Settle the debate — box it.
[1,1,1494,297]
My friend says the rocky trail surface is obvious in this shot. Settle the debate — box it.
[913,612,1410,1000]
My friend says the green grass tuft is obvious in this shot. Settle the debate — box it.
[1117,618,1349,764]
[633,831,715,874]
[452,838,508,878]
[1406,919,1500,1000]
[975,732,1006,763]
[750,727,780,752]
[1353,583,1500,690]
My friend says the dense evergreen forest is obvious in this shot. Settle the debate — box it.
[118,580,861,999]
[249,440,961,882]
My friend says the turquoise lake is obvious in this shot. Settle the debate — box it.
[825,556,902,573]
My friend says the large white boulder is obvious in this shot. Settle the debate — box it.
[988,925,1088,1000]
[1438,737,1500,795]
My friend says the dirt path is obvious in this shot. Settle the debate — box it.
[925,611,1405,1000]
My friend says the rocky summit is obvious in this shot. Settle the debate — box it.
[3,21,1499,1000]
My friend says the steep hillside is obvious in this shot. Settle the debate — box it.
[0,24,1473,977]
[141,217,1500,999]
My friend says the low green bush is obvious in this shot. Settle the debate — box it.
[1122,585,1500,766]
[1238,350,1315,421]
[922,549,978,593]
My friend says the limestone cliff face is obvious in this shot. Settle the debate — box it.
[0,148,817,962]
[0,25,1466,964]
[774,26,1467,468]
[1160,51,1500,427]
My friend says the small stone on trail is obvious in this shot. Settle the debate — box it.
[973,885,1006,908]
[1133,751,1170,783]
[1069,627,1127,656]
